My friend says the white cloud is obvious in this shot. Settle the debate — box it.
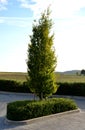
[17,0,35,9]
[0,4,6,10]
[1,0,85,72]
[17,0,85,19]
[54,14,85,71]
[17,0,29,8]
[0,17,33,27]
[0,18,4,23]
[0,0,7,3]
[0,43,28,72]
[17,0,85,71]
[0,0,8,10]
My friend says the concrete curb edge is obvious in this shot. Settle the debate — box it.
[5,108,80,125]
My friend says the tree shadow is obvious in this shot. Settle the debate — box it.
[0,116,25,130]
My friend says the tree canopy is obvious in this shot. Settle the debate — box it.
[81,69,85,75]
[27,8,57,100]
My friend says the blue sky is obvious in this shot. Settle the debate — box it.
[0,0,85,72]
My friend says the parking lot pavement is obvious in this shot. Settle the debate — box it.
[0,92,85,130]
[3,111,85,130]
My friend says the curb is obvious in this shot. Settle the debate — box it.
[0,91,33,96]
[1,91,85,100]
[52,95,85,100]
[5,108,80,125]
[0,91,39,100]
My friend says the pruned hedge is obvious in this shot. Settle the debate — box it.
[1,80,85,97]
[56,82,85,96]
[0,80,31,93]
[7,98,77,121]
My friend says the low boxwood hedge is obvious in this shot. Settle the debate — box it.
[56,82,85,96]
[7,98,78,121]
[0,80,31,93]
[1,80,85,97]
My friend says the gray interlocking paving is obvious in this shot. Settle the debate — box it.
[0,92,85,130]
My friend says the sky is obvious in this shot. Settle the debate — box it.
[0,0,85,72]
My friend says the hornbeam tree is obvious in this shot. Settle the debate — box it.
[27,8,57,100]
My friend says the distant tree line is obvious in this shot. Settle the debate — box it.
[81,69,85,75]
[76,69,85,76]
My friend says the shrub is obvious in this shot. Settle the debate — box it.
[56,83,85,96]
[1,80,85,97]
[0,80,31,93]
[7,98,77,121]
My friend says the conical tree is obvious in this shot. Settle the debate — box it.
[27,8,57,100]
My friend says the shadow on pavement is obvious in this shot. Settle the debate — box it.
[0,116,25,130]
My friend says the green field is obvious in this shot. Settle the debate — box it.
[56,73,85,83]
[0,72,27,82]
[0,72,85,83]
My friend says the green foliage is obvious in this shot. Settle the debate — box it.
[27,8,57,99]
[7,98,77,121]
[56,82,85,96]
[81,69,85,75]
[1,79,85,97]
[0,80,31,93]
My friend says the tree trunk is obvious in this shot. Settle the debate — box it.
[40,92,43,100]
